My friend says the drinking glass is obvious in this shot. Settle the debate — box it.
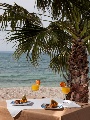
[31,84,39,98]
[61,87,70,100]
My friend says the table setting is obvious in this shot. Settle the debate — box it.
[0,80,89,120]
[6,80,81,118]
[6,97,81,117]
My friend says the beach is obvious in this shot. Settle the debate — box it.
[0,86,90,103]
[0,52,90,102]
[0,87,63,100]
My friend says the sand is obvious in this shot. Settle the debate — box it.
[0,86,64,100]
[0,86,90,102]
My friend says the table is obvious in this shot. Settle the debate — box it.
[0,100,90,120]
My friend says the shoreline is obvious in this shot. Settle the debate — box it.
[0,86,90,102]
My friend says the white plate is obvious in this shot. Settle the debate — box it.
[41,103,63,110]
[11,101,31,106]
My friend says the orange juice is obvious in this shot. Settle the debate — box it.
[31,84,39,91]
[61,87,70,94]
[36,80,40,85]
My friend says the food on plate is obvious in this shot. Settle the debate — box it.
[46,99,58,108]
[20,99,27,103]
[21,95,27,103]
[15,100,21,104]
[15,95,27,104]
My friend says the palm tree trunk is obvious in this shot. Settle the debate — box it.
[67,39,89,103]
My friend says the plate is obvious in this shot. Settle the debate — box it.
[41,103,63,110]
[11,101,31,106]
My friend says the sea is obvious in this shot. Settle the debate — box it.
[0,51,90,88]
[0,51,65,88]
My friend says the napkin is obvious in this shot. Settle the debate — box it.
[59,100,81,108]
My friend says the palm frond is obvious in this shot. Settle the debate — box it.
[50,51,69,73]
[36,0,90,19]
[0,1,90,75]
[0,3,42,31]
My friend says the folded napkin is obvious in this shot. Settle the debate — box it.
[60,100,81,108]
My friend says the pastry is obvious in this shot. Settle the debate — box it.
[50,99,58,108]
[15,100,21,104]
[14,95,27,104]
[21,95,27,103]
[46,99,58,108]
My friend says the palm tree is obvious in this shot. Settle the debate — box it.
[0,1,90,103]
[36,0,90,19]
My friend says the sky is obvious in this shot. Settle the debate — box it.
[0,0,52,51]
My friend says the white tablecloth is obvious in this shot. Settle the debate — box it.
[6,98,81,117]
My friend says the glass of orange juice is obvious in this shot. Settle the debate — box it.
[61,87,70,100]
[31,84,39,98]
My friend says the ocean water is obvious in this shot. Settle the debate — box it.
[0,51,90,88]
[0,51,64,88]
